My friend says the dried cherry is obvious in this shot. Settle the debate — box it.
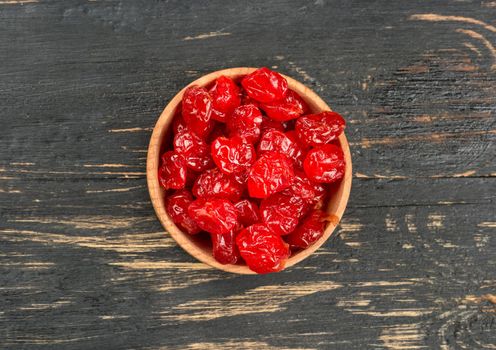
[158,151,187,190]
[211,230,240,264]
[228,104,263,143]
[182,86,213,138]
[166,190,200,235]
[285,210,327,248]
[211,136,256,174]
[192,168,243,202]
[188,198,238,235]
[234,199,260,227]
[295,111,345,147]
[247,152,295,198]
[260,192,308,235]
[241,67,288,103]
[260,90,308,121]
[236,224,290,273]
[209,76,241,122]
[303,144,345,183]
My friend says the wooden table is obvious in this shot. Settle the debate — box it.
[1,1,495,349]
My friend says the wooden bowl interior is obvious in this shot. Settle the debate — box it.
[147,67,352,274]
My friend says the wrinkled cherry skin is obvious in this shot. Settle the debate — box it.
[211,230,240,264]
[282,170,316,203]
[260,115,285,133]
[182,86,213,138]
[173,130,213,172]
[257,130,303,167]
[285,210,327,248]
[188,198,238,235]
[228,104,263,143]
[236,224,290,273]
[166,190,201,235]
[234,199,260,227]
[159,151,187,190]
[241,67,288,103]
[209,76,241,122]
[303,144,345,183]
[260,192,308,235]
[192,168,244,202]
[260,90,307,121]
[247,152,295,198]
[211,136,256,174]
[296,111,345,147]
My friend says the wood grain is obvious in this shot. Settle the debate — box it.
[0,0,495,349]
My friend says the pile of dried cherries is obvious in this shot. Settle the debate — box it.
[159,67,346,273]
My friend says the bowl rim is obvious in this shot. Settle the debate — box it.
[146,67,352,274]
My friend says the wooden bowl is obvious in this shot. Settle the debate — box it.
[147,67,352,274]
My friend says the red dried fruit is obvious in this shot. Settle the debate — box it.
[158,151,187,190]
[209,76,241,122]
[173,130,213,172]
[260,90,307,121]
[228,104,263,143]
[247,152,295,198]
[211,136,256,174]
[192,168,243,202]
[182,86,213,138]
[236,224,290,273]
[260,192,308,235]
[234,199,260,227]
[241,67,288,103]
[282,170,316,203]
[260,115,285,133]
[257,130,303,167]
[310,183,328,209]
[172,113,188,135]
[188,198,238,235]
[303,144,345,183]
[241,92,260,107]
[285,210,327,248]
[296,111,345,147]
[166,190,201,235]
[211,230,240,264]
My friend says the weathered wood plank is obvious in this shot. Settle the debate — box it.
[0,0,495,349]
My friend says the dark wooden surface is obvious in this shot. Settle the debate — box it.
[1,1,495,349]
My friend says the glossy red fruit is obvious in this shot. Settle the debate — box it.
[310,183,328,209]
[182,86,213,138]
[211,230,240,264]
[236,224,290,273]
[166,190,201,235]
[209,76,241,122]
[241,67,288,103]
[188,198,238,235]
[240,92,260,107]
[247,152,295,198]
[173,130,213,172]
[228,104,263,143]
[172,113,188,135]
[285,130,306,168]
[260,192,308,235]
[260,90,307,121]
[234,199,260,227]
[285,210,327,248]
[282,170,316,203]
[260,115,285,133]
[257,130,303,167]
[211,136,256,174]
[192,168,243,202]
[296,111,345,147]
[303,144,345,183]
[158,151,187,190]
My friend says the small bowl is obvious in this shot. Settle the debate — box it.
[147,67,352,274]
